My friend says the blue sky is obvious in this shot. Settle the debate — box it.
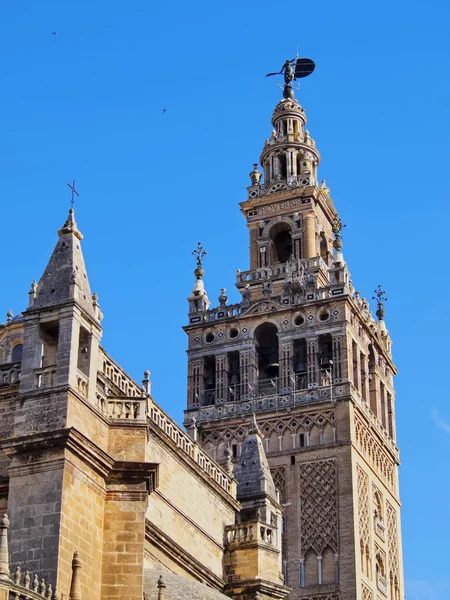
[1,1,449,597]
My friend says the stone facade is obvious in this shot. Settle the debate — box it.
[0,206,286,600]
[0,84,404,600]
[183,93,405,600]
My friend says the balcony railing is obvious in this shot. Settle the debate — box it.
[235,256,329,287]
[76,369,89,398]
[225,520,276,546]
[0,362,21,386]
[187,380,351,423]
[34,365,57,389]
[107,398,147,420]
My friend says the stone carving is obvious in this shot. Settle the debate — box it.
[299,460,338,555]
[357,465,370,557]
[387,502,399,585]
[361,582,373,600]
[354,415,395,490]
[270,467,286,503]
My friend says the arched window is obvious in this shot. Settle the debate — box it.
[11,343,23,363]
[304,550,318,586]
[269,223,293,264]
[255,323,279,382]
[319,232,328,262]
[322,547,336,584]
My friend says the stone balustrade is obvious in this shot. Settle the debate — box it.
[225,520,275,546]
[107,398,147,420]
[148,403,235,496]
[76,370,88,398]
[187,381,350,424]
[0,363,21,386]
[34,366,57,390]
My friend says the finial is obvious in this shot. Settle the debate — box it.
[157,575,166,600]
[218,288,228,306]
[69,551,82,600]
[6,310,13,324]
[92,292,99,303]
[192,242,207,280]
[223,445,233,475]
[249,164,262,185]
[14,566,21,584]
[332,214,346,261]
[373,285,388,321]
[58,208,83,240]
[248,413,261,436]
[0,515,10,581]
[142,369,151,395]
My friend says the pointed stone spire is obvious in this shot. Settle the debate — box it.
[34,209,97,318]
[69,552,81,600]
[235,415,277,503]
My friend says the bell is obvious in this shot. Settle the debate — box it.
[320,356,331,368]
[265,355,279,378]
[295,362,306,373]
[230,373,240,385]
[205,377,215,388]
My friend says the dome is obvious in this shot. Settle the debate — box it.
[144,569,229,600]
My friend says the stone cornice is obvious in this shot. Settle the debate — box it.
[145,520,226,591]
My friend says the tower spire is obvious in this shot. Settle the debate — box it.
[33,208,98,319]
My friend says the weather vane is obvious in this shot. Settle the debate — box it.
[192,242,207,280]
[266,53,315,99]
[67,180,79,208]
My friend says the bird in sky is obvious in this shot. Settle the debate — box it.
[52,32,56,35]
[162,109,166,113]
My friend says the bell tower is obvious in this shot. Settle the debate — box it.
[184,62,404,600]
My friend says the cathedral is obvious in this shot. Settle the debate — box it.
[0,65,404,600]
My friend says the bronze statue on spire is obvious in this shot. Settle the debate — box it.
[266,55,315,99]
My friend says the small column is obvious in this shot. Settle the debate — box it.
[215,354,228,403]
[307,337,319,388]
[280,342,293,391]
[299,559,305,588]
[332,335,343,381]
[188,359,203,407]
[0,515,10,582]
[69,552,82,600]
[55,315,81,389]
[317,554,323,585]
[240,349,257,399]
[86,328,101,406]
[303,214,316,258]
[361,354,369,402]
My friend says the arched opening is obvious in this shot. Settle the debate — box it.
[293,338,307,389]
[11,343,23,363]
[269,223,293,264]
[319,334,333,370]
[255,323,279,382]
[304,550,318,587]
[322,547,336,584]
[368,345,377,416]
[319,232,328,262]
